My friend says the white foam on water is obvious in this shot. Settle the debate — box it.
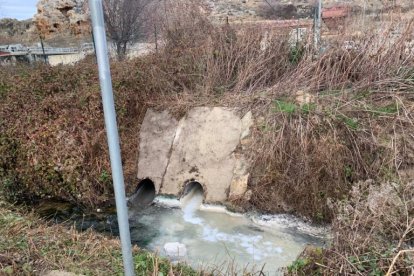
[133,195,328,274]
[153,196,181,208]
[199,204,244,217]
[252,214,330,239]
[179,192,286,263]
[154,195,328,238]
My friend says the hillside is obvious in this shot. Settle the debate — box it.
[1,0,413,44]
[0,18,35,44]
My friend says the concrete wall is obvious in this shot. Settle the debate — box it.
[48,53,85,66]
[137,107,253,203]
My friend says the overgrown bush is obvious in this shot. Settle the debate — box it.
[247,19,414,221]
[0,63,147,207]
[287,180,414,275]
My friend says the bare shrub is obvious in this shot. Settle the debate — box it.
[258,1,300,20]
[246,18,414,221]
[328,180,413,274]
[204,26,294,94]
[103,0,153,59]
[285,180,413,275]
[286,19,414,92]
[157,1,298,95]
[0,62,147,207]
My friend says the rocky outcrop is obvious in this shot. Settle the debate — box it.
[205,0,315,23]
[0,19,37,43]
[0,19,33,38]
[34,0,90,38]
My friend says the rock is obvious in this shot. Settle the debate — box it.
[244,189,253,201]
[229,174,250,198]
[295,90,314,106]
[240,111,253,141]
[0,18,33,37]
[137,109,178,193]
[229,156,250,198]
[34,0,90,38]
[163,242,187,257]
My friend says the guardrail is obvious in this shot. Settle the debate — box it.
[0,47,80,55]
[29,47,79,54]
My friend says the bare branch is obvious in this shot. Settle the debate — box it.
[103,0,153,59]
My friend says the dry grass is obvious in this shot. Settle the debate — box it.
[0,61,147,207]
[1,2,413,222]
[245,18,414,221]
[0,198,202,275]
[286,180,414,275]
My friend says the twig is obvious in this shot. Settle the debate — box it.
[386,250,414,276]
[331,251,364,276]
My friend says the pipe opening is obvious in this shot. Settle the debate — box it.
[128,178,156,208]
[180,181,204,211]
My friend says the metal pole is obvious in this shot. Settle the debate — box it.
[317,0,322,48]
[91,30,98,63]
[88,1,135,276]
[39,35,47,64]
[313,0,322,49]
[154,24,158,54]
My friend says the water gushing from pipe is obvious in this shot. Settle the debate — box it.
[180,182,204,224]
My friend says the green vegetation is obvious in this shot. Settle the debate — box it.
[273,100,297,114]
[287,258,310,274]
[300,103,316,115]
[337,114,359,130]
[288,44,305,65]
[367,103,399,115]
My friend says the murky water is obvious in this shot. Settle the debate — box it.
[35,191,327,275]
[129,195,327,275]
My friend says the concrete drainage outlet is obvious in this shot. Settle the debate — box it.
[128,178,156,208]
[137,107,254,203]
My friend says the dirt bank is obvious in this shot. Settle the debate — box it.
[2,15,413,219]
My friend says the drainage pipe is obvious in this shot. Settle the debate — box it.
[88,1,134,275]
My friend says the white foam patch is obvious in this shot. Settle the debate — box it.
[252,214,330,239]
[154,196,181,208]
[174,191,285,262]
[199,204,244,217]
[198,224,274,261]
[153,195,328,239]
